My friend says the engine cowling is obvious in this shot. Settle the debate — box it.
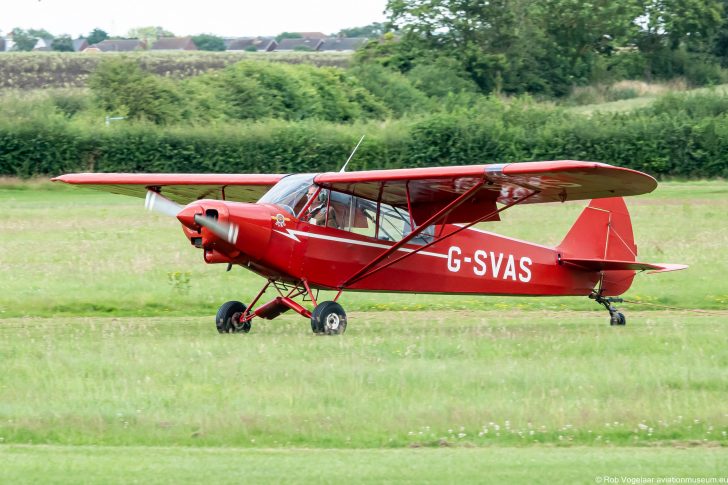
[177,201,275,263]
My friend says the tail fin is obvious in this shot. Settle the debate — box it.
[557,197,687,295]
[557,197,639,296]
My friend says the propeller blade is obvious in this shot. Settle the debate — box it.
[145,190,183,217]
[194,214,239,245]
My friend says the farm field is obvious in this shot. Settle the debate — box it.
[0,51,352,89]
[1,180,727,481]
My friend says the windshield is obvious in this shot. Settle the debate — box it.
[257,174,315,216]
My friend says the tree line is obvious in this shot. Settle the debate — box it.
[359,0,728,96]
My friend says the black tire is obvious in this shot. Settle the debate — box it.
[310,301,347,335]
[610,312,626,326]
[216,301,251,334]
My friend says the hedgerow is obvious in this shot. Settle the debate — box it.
[2,93,728,178]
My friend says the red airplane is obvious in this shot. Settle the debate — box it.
[53,160,686,334]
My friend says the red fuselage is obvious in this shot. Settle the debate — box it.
[180,200,599,297]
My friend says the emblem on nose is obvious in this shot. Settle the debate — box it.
[272,214,290,227]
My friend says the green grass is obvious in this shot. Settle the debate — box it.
[1,311,727,448]
[567,83,728,115]
[2,445,726,484]
[0,181,724,317]
[2,181,726,481]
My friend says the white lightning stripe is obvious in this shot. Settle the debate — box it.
[274,229,301,242]
[278,229,448,259]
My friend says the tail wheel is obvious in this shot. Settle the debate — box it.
[610,312,626,326]
[310,301,347,335]
[216,301,252,334]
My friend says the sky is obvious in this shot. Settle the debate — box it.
[3,0,389,38]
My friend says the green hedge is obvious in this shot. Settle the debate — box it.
[2,96,728,178]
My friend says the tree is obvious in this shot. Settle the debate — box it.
[337,22,387,38]
[640,0,723,51]
[28,28,54,40]
[127,26,174,46]
[87,28,109,45]
[636,0,724,79]
[9,28,40,51]
[51,35,74,52]
[192,34,226,51]
[385,0,558,93]
[89,58,183,124]
[276,32,302,42]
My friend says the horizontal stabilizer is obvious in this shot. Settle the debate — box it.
[561,258,688,274]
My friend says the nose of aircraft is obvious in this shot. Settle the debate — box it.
[177,201,273,261]
[176,204,202,230]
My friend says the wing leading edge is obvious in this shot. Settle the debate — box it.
[51,173,286,205]
[53,161,657,224]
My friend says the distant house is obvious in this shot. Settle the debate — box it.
[32,38,54,51]
[72,38,89,52]
[319,37,368,52]
[150,36,198,51]
[227,37,277,52]
[295,32,327,40]
[84,39,146,52]
[275,37,324,52]
[0,39,5,52]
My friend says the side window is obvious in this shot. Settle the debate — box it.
[378,202,434,244]
[324,191,434,245]
[349,197,378,238]
[377,203,407,241]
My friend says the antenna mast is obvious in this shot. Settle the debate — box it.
[340,135,365,173]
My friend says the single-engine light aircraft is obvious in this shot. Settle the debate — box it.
[53,161,686,334]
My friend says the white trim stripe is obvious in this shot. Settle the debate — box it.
[281,229,448,259]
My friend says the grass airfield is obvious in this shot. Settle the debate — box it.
[1,181,727,482]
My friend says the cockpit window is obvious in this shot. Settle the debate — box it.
[257,174,315,216]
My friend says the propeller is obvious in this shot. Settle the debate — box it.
[193,213,239,245]
[144,190,182,217]
[145,189,240,245]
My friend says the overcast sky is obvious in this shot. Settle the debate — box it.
[3,0,389,38]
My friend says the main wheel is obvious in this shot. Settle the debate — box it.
[216,301,252,334]
[310,301,347,335]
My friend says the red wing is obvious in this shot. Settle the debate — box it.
[314,161,657,225]
[52,173,286,205]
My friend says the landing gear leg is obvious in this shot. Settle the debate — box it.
[590,292,626,326]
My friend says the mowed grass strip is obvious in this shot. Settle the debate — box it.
[0,181,725,317]
[2,445,727,484]
[1,311,726,448]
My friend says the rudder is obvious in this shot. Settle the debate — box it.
[557,198,637,295]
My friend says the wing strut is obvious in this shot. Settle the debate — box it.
[341,179,487,287]
[342,189,540,287]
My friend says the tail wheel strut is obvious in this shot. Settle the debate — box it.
[590,292,626,326]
